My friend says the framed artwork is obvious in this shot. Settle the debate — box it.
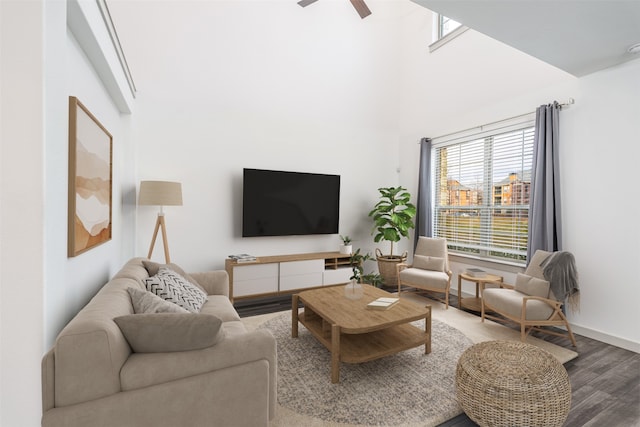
[68,96,113,257]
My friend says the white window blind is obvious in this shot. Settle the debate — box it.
[433,116,534,263]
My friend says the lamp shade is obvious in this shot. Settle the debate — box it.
[138,181,182,206]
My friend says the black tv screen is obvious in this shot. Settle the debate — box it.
[242,168,340,237]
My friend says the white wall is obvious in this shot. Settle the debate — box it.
[1,0,137,424]
[559,60,640,348]
[43,26,137,347]
[112,0,640,350]
[111,1,404,272]
[396,3,640,351]
[1,2,45,425]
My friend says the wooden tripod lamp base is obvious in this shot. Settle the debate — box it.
[147,213,171,263]
[138,180,182,264]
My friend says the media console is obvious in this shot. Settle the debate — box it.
[225,251,352,302]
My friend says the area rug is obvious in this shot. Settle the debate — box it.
[255,312,473,427]
[241,294,578,427]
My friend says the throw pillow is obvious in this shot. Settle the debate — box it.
[145,267,208,313]
[142,260,206,293]
[514,273,550,298]
[126,287,189,314]
[413,255,445,272]
[114,313,224,353]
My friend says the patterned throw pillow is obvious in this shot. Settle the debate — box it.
[126,287,189,314]
[144,267,208,313]
[142,260,207,293]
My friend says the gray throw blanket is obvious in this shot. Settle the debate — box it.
[541,251,580,313]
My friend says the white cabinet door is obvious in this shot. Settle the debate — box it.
[279,260,323,291]
[233,263,279,297]
[323,268,352,285]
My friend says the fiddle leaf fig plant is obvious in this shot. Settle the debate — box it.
[368,186,416,257]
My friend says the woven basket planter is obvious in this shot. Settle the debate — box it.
[375,249,407,287]
[455,340,571,427]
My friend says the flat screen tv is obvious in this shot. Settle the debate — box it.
[242,168,340,237]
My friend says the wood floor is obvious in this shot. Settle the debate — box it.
[235,291,640,427]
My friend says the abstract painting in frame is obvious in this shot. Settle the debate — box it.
[68,96,113,257]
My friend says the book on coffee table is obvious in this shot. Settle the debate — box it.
[367,297,399,310]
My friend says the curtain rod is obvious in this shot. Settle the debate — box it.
[422,98,575,144]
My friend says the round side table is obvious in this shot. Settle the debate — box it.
[457,272,502,311]
[456,340,571,427]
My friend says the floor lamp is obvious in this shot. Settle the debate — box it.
[138,180,182,263]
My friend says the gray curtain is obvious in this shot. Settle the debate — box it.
[527,102,562,262]
[414,137,432,251]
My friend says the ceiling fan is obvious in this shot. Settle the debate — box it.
[297,0,372,19]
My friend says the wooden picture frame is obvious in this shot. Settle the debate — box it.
[68,96,113,257]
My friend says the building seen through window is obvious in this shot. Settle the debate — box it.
[433,127,534,263]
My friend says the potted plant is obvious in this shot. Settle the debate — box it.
[368,186,416,287]
[339,235,353,255]
[348,249,385,289]
[344,248,369,299]
[349,248,371,282]
[361,273,384,288]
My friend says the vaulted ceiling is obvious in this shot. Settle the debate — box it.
[412,0,640,77]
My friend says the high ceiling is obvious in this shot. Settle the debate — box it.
[412,0,640,77]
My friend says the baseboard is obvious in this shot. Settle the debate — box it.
[570,324,640,353]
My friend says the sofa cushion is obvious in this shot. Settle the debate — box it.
[143,260,206,293]
[200,295,242,322]
[399,267,449,290]
[127,287,189,314]
[114,313,224,353]
[514,273,550,298]
[483,288,555,320]
[145,267,207,313]
[413,255,445,272]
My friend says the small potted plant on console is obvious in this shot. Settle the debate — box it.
[339,235,353,254]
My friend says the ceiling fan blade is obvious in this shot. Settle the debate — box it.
[349,0,371,18]
[298,0,319,7]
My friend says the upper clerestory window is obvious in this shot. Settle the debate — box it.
[439,15,461,38]
[430,14,469,52]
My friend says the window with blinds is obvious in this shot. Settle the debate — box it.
[433,123,534,263]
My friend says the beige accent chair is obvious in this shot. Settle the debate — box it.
[396,237,452,308]
[481,250,577,347]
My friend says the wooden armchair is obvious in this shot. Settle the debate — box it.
[396,237,452,308]
[481,250,577,347]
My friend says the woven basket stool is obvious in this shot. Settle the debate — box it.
[455,340,571,427]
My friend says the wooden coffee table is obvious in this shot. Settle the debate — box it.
[292,284,431,383]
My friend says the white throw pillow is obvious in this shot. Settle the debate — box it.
[514,273,550,298]
[144,267,208,313]
[413,255,445,272]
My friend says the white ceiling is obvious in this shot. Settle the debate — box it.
[411,0,640,77]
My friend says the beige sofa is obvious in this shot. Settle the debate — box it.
[41,258,277,427]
